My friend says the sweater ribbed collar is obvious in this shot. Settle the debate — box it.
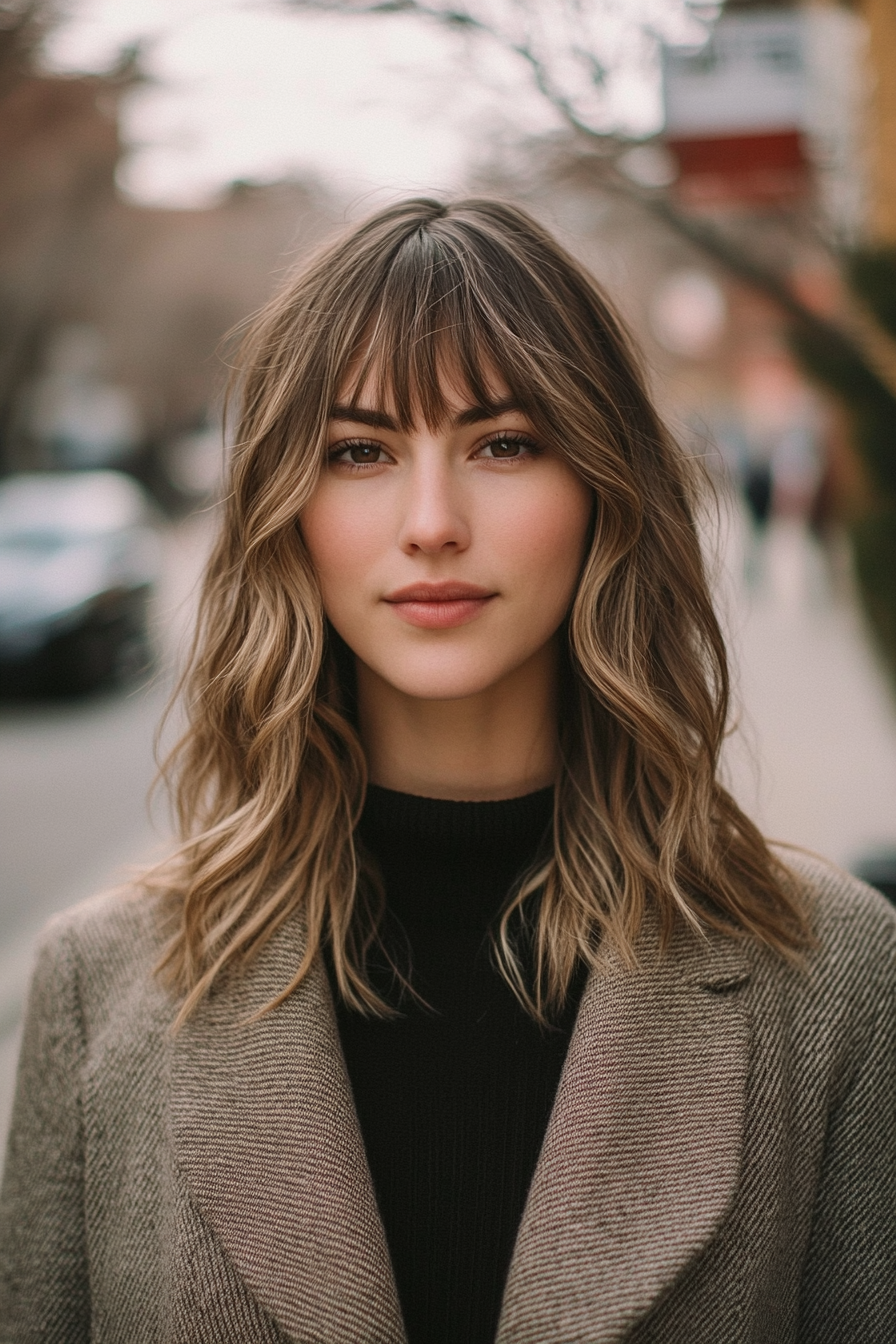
[359,783,554,858]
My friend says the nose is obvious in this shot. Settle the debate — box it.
[397,453,471,556]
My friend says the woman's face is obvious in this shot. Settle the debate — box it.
[300,369,593,704]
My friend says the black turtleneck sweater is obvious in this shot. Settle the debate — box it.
[333,786,586,1344]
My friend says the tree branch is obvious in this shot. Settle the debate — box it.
[285,0,896,401]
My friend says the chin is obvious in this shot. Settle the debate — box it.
[375,656,515,703]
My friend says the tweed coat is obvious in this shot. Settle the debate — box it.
[1,851,895,1344]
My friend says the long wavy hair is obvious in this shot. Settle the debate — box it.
[152,196,808,1024]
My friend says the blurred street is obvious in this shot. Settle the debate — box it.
[0,680,165,1002]
[2,0,896,1169]
[0,510,213,1139]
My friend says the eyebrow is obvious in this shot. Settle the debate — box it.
[329,398,524,431]
[329,405,397,431]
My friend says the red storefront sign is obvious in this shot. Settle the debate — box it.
[662,12,810,207]
[665,129,810,206]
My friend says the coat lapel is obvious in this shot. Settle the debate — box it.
[497,920,752,1343]
[171,907,751,1344]
[170,915,406,1344]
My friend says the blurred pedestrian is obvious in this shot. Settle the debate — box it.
[743,454,774,530]
[2,199,894,1343]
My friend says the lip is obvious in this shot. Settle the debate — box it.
[383,581,496,629]
[385,582,494,603]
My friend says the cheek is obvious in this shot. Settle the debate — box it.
[300,488,383,595]
[496,473,592,600]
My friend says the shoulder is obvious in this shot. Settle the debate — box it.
[756,848,896,1072]
[28,883,173,1032]
[36,882,168,973]
[781,846,896,970]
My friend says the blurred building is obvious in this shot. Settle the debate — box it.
[662,6,813,210]
[648,0,896,539]
[852,0,896,246]
[0,38,342,489]
[677,0,896,251]
[20,324,141,469]
[662,0,868,236]
[70,176,340,480]
[0,58,126,468]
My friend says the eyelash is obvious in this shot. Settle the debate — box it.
[327,432,542,471]
[477,432,542,461]
[327,438,390,471]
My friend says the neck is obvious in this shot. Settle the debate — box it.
[356,644,559,801]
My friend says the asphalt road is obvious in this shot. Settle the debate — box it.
[0,510,213,1139]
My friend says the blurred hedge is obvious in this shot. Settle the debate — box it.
[790,247,896,687]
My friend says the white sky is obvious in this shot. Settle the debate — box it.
[44,0,703,207]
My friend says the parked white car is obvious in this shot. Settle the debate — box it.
[0,471,160,695]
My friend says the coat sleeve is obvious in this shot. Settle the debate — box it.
[0,920,91,1344]
[797,909,896,1344]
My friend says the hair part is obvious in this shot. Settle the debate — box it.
[149,196,810,1026]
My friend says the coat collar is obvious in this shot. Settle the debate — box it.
[497,918,752,1342]
[171,912,751,1344]
[170,916,406,1344]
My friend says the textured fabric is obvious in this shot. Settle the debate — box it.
[339,785,584,1344]
[0,851,895,1343]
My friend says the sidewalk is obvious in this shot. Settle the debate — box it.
[719,511,896,868]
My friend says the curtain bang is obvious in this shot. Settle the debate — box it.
[340,232,524,429]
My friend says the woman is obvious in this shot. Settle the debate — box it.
[1,198,894,1344]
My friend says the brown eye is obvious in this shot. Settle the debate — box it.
[329,440,388,466]
[347,443,382,464]
[478,435,539,460]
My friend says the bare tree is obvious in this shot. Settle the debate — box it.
[287,0,896,681]
[0,2,142,466]
[0,0,55,96]
[288,0,896,390]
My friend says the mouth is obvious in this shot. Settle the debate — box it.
[383,582,496,630]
